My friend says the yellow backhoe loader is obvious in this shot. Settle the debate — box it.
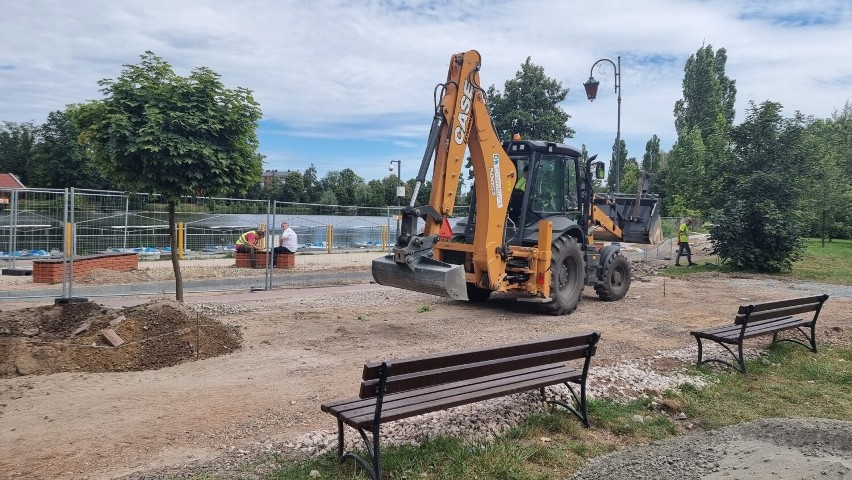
[372,50,662,314]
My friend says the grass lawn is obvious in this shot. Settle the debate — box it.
[661,237,852,285]
[788,238,852,284]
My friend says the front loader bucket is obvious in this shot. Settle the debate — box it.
[372,255,469,300]
[595,194,663,245]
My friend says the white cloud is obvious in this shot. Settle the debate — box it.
[2,0,850,177]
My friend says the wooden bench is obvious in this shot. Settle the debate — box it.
[690,294,829,374]
[320,332,601,480]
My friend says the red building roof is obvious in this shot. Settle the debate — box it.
[0,173,25,189]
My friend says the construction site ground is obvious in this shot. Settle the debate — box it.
[0,240,850,479]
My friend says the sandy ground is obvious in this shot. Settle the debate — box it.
[0,247,850,479]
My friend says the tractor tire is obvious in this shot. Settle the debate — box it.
[466,283,491,302]
[595,253,631,301]
[541,236,585,315]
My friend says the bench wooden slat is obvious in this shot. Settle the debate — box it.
[334,366,576,426]
[325,364,578,421]
[694,317,811,342]
[323,363,570,414]
[360,344,592,398]
[692,316,793,336]
[735,302,822,324]
[346,368,580,428]
[736,295,826,314]
[361,333,598,380]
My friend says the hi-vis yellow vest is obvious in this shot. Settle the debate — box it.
[236,230,258,246]
[678,223,689,243]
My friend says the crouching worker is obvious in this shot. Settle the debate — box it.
[236,228,265,268]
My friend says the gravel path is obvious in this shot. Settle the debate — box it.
[572,417,852,479]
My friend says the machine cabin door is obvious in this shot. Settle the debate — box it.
[526,153,580,217]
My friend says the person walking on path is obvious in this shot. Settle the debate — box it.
[235,229,265,268]
[273,221,298,267]
[675,218,696,267]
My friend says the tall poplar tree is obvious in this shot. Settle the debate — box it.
[669,45,737,214]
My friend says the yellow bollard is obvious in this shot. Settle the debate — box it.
[178,222,184,259]
[65,222,72,257]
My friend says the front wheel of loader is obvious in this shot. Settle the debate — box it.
[541,236,584,315]
[595,253,631,301]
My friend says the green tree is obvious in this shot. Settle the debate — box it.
[619,158,640,194]
[642,135,662,173]
[0,121,37,184]
[318,189,338,206]
[317,168,367,206]
[670,45,737,215]
[32,110,111,189]
[69,52,263,300]
[363,179,389,207]
[797,105,852,241]
[486,57,574,142]
[280,170,305,203]
[710,101,806,272]
[302,164,319,203]
[606,138,627,191]
[674,45,736,138]
[663,127,705,213]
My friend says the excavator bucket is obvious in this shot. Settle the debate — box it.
[372,254,469,300]
[594,193,663,244]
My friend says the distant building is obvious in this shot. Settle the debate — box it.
[0,173,26,204]
[260,169,293,187]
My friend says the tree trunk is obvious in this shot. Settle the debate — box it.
[169,201,184,301]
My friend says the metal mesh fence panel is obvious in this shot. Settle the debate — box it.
[0,188,472,299]
[0,188,68,299]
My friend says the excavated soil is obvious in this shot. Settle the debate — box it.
[0,301,241,377]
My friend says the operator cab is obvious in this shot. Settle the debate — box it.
[504,139,584,246]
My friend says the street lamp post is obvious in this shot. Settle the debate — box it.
[389,160,402,235]
[583,56,622,193]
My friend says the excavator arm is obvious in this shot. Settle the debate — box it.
[372,50,518,299]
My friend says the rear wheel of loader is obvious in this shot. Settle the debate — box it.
[466,283,491,302]
[542,236,584,315]
[595,253,631,301]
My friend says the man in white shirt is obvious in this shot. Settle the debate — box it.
[273,221,298,267]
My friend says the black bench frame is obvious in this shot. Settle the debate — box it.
[690,294,829,374]
[320,332,601,480]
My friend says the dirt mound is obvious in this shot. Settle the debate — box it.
[0,300,241,377]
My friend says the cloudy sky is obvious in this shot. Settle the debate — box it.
[2,0,850,184]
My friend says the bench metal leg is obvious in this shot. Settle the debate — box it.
[335,421,382,480]
[541,382,590,427]
[769,324,818,353]
[337,418,344,458]
[737,341,746,374]
[693,335,747,374]
[695,336,704,367]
